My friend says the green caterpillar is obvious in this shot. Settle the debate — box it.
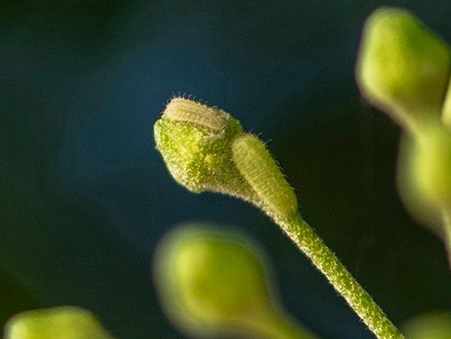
[163,97,229,133]
[232,134,298,220]
[156,97,298,221]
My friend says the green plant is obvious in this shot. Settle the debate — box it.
[153,6,451,339]
[154,95,403,339]
[356,7,451,262]
[4,6,451,339]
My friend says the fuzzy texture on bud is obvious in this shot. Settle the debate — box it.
[154,97,299,221]
[154,98,252,199]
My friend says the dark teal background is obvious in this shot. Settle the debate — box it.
[1,1,451,338]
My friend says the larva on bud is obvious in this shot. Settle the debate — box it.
[155,97,298,220]
[232,134,298,220]
[163,97,229,132]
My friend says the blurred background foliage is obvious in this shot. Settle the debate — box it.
[1,1,451,338]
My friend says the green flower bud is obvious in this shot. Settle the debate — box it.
[410,125,451,209]
[402,312,451,339]
[398,124,451,233]
[153,224,316,338]
[4,306,114,339]
[154,97,253,200]
[153,224,274,335]
[441,76,451,127]
[356,7,451,131]
[154,97,299,221]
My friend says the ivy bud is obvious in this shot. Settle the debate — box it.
[153,224,316,338]
[154,97,299,221]
[154,97,254,201]
[153,224,276,336]
[4,306,114,339]
[411,125,451,208]
[398,124,451,231]
[356,7,451,131]
[402,312,451,339]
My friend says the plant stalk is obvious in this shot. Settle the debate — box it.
[277,214,405,339]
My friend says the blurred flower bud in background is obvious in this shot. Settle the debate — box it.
[4,306,114,339]
[153,223,318,338]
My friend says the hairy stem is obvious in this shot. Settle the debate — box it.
[277,214,404,339]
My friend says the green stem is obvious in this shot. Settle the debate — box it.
[276,214,404,339]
